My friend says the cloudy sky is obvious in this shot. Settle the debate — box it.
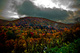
[0,0,80,23]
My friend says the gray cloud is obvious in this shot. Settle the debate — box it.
[0,0,80,23]
[18,1,69,21]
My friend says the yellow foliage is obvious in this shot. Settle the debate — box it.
[23,43,26,48]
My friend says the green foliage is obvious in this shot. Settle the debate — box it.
[47,38,80,53]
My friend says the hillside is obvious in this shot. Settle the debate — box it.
[0,17,80,53]
[0,19,9,26]
[5,17,72,31]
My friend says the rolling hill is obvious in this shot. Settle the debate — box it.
[0,17,72,31]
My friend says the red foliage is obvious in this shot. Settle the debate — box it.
[30,32,34,37]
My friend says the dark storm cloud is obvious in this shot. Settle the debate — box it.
[18,1,69,21]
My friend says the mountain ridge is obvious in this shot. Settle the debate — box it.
[0,17,72,30]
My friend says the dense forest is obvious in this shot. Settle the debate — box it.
[0,17,80,53]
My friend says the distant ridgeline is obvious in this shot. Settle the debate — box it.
[0,17,71,31]
[75,17,80,23]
